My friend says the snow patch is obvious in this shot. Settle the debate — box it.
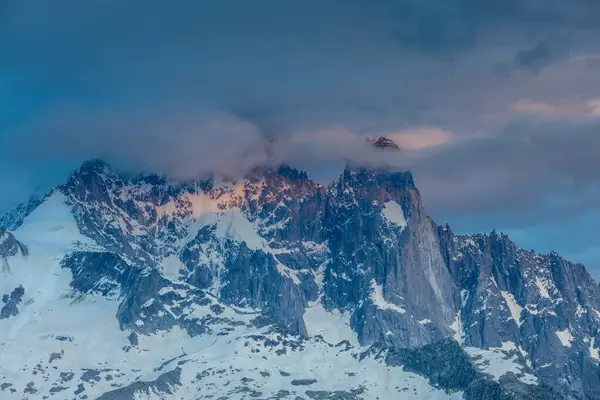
[142,299,155,308]
[1,192,98,340]
[590,337,600,361]
[275,261,301,285]
[215,209,266,250]
[466,346,537,385]
[161,254,185,282]
[556,328,574,348]
[490,342,518,352]
[525,304,538,315]
[535,276,551,299]
[302,302,359,346]
[450,312,462,344]
[500,291,523,327]
[381,201,407,230]
[460,289,469,308]
[303,240,328,255]
[369,279,406,314]
[15,192,95,251]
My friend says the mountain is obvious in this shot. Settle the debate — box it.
[368,136,401,150]
[0,148,598,399]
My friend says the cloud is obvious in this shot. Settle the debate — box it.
[512,98,600,117]
[513,39,571,73]
[412,117,600,222]
[384,127,454,149]
[1,0,598,183]
[386,1,600,68]
[6,105,270,180]
[1,0,600,274]
[271,126,426,177]
[403,115,600,277]
[585,56,600,70]
[6,105,419,184]
[2,0,600,138]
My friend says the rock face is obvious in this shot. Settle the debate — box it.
[0,230,27,259]
[0,285,24,320]
[0,156,598,399]
[323,166,457,349]
[1,231,27,319]
[0,196,42,231]
[441,230,600,400]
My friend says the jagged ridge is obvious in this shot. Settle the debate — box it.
[0,157,598,399]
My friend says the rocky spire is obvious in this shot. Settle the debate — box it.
[368,136,400,151]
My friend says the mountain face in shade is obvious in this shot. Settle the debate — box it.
[0,153,597,399]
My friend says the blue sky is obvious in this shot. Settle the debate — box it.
[1,0,600,277]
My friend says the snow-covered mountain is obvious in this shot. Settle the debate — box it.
[1,141,598,399]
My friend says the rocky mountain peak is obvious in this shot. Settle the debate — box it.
[368,136,401,150]
[1,158,600,399]
[0,194,43,232]
[78,158,111,174]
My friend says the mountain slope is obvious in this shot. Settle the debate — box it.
[0,156,596,399]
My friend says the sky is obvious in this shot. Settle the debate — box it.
[1,0,600,277]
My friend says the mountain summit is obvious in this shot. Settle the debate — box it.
[0,160,597,399]
[368,136,401,150]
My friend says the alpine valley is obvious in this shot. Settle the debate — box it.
[1,139,599,400]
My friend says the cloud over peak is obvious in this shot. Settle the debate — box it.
[1,0,600,274]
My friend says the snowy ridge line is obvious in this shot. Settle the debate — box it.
[1,158,595,399]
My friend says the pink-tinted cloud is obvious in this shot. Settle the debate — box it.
[384,127,454,149]
[512,98,600,118]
